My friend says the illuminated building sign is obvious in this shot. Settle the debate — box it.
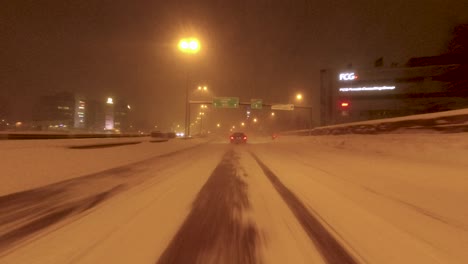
[339,72,357,81]
[339,86,396,92]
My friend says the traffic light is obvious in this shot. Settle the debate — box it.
[339,101,350,117]
[340,101,350,109]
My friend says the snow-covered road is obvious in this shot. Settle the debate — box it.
[1,134,467,264]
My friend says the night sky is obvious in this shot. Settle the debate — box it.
[1,0,468,129]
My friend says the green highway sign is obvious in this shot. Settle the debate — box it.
[213,97,239,108]
[271,104,294,111]
[250,99,263,109]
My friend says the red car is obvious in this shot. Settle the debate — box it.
[230,132,247,144]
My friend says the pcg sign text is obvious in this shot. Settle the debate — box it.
[339,72,357,81]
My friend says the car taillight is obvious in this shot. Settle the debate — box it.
[230,136,234,139]
[243,136,247,140]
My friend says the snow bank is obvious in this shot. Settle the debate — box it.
[274,133,468,167]
[282,108,468,135]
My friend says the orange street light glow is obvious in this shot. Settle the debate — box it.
[178,38,201,54]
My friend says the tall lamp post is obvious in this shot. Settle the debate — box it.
[295,93,303,130]
[178,37,200,138]
[296,92,313,134]
[199,112,205,135]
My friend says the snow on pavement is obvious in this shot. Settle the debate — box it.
[1,133,467,263]
[0,143,227,264]
[0,137,208,196]
[252,134,468,263]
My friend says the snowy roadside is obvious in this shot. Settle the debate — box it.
[0,144,226,264]
[1,134,467,263]
[251,135,468,263]
[273,133,468,167]
[0,138,209,196]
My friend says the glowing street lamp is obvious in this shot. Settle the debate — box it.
[197,85,208,91]
[217,123,221,128]
[178,37,202,138]
[178,38,201,54]
[253,118,258,123]
[296,93,303,101]
[241,122,245,127]
[271,112,275,116]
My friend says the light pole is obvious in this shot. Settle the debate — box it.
[200,114,204,135]
[198,112,205,135]
[296,92,313,134]
[178,37,200,138]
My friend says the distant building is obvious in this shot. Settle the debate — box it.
[320,55,468,125]
[114,101,132,132]
[0,96,8,130]
[104,97,115,130]
[31,92,133,132]
[32,92,75,130]
[0,97,7,117]
[74,97,86,129]
[85,99,105,132]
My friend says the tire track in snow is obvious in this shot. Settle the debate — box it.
[0,185,123,253]
[0,142,209,255]
[251,152,358,264]
[156,149,261,264]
